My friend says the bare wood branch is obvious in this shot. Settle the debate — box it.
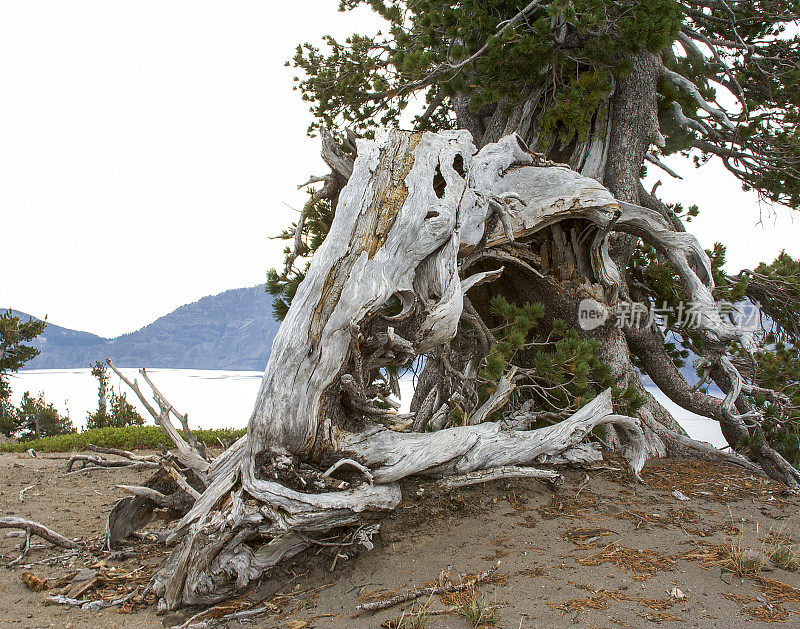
[320,126,354,180]
[46,589,138,611]
[469,366,517,425]
[322,458,374,486]
[356,561,501,613]
[645,152,683,179]
[117,485,175,509]
[85,444,160,463]
[0,516,78,549]
[106,360,210,480]
[7,531,31,567]
[65,454,158,472]
[661,67,734,130]
[438,466,561,490]
[138,367,208,461]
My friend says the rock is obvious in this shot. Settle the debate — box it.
[741,549,773,571]
[669,587,686,600]
[671,489,690,501]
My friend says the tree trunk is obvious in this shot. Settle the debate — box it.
[604,52,662,205]
[98,374,107,418]
[136,129,765,610]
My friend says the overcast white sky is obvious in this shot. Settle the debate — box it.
[1,1,799,338]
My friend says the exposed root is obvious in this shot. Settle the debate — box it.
[85,129,799,612]
[322,458,374,485]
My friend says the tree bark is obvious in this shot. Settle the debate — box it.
[118,129,773,610]
[604,52,662,205]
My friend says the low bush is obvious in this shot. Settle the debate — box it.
[0,425,246,453]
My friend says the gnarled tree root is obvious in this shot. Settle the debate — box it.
[101,128,796,613]
[150,390,644,611]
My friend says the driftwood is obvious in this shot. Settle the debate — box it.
[65,443,162,474]
[0,517,78,549]
[106,361,211,481]
[46,589,138,611]
[90,128,782,611]
[438,465,562,490]
[86,444,160,463]
[65,454,159,472]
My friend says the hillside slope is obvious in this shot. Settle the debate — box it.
[8,286,279,370]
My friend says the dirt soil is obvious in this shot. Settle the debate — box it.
[2,451,800,628]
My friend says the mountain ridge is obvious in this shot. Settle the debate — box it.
[7,286,280,371]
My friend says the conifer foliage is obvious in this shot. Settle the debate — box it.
[268,0,800,480]
[0,310,73,440]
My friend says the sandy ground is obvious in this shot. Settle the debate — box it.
[1,451,800,628]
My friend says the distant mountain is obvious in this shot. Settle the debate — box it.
[8,286,281,371]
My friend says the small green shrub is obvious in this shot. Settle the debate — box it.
[765,533,800,572]
[453,587,500,627]
[0,425,246,453]
[16,391,74,440]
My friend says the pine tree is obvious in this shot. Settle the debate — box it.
[0,310,46,438]
[269,0,800,476]
[86,361,144,429]
[123,3,800,605]
[15,391,73,441]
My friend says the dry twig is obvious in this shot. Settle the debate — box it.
[356,561,501,613]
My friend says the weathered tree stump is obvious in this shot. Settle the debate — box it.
[105,129,768,610]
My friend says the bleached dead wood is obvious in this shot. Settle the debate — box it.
[142,130,656,610]
[65,454,159,472]
[96,128,776,611]
[117,485,179,509]
[438,465,561,490]
[86,444,160,463]
[7,531,31,567]
[46,589,138,611]
[468,366,517,425]
[322,458,374,485]
[163,462,202,500]
[138,368,207,460]
[106,360,211,481]
[0,517,78,549]
[342,389,645,482]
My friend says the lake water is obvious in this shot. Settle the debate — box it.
[8,368,726,448]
